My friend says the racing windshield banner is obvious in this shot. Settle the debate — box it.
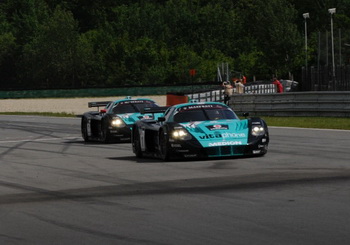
[178,104,225,112]
[119,100,153,105]
[180,120,249,147]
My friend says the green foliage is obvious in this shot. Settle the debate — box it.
[0,32,16,57]
[0,0,349,88]
[20,6,80,88]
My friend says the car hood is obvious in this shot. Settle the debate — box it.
[179,119,249,147]
[118,112,163,125]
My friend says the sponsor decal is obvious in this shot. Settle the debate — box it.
[140,129,145,150]
[199,134,221,139]
[142,115,152,119]
[87,120,91,136]
[199,132,246,139]
[177,150,190,153]
[184,154,197,158]
[253,150,261,154]
[222,132,246,138]
[208,124,228,130]
[119,114,131,119]
[181,121,201,129]
[208,141,242,146]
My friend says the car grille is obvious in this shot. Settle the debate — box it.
[205,145,246,157]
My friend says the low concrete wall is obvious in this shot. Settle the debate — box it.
[2,91,349,117]
[229,92,350,117]
[0,96,166,115]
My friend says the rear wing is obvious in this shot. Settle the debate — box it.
[141,106,169,115]
[88,101,111,111]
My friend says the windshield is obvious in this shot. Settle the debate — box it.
[173,107,238,123]
[112,101,158,114]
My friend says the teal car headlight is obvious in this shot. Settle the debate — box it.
[252,126,265,136]
[111,117,126,127]
[171,128,192,140]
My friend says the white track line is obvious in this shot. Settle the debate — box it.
[269,126,350,132]
[0,137,80,144]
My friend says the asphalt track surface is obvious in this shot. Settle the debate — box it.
[0,115,349,245]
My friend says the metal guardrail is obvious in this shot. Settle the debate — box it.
[229,92,350,117]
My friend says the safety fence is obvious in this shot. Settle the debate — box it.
[302,65,350,91]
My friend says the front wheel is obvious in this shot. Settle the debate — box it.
[81,117,90,142]
[159,130,170,161]
[133,128,143,158]
[100,120,111,143]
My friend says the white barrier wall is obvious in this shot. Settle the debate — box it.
[229,92,350,117]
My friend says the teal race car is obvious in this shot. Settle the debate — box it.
[81,97,163,143]
[132,101,269,160]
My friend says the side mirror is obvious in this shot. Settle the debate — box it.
[242,112,249,118]
[158,117,165,122]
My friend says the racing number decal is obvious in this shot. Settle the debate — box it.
[140,128,146,151]
[87,119,91,136]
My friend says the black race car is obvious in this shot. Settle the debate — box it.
[81,97,161,143]
[132,101,269,160]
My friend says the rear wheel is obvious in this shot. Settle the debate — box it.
[81,117,90,142]
[133,128,143,158]
[159,130,170,161]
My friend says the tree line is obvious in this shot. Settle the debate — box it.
[0,0,349,90]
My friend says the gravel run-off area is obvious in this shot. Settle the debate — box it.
[1,95,166,115]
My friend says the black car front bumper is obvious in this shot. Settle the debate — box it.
[167,135,269,159]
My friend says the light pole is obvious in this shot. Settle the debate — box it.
[328,8,336,80]
[303,13,310,71]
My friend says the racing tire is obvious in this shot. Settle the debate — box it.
[159,130,170,161]
[81,117,90,142]
[100,120,111,143]
[133,128,143,158]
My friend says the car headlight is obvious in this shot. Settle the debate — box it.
[111,117,126,127]
[171,128,192,140]
[252,126,265,136]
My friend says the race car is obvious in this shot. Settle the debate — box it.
[131,101,269,160]
[81,97,162,143]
